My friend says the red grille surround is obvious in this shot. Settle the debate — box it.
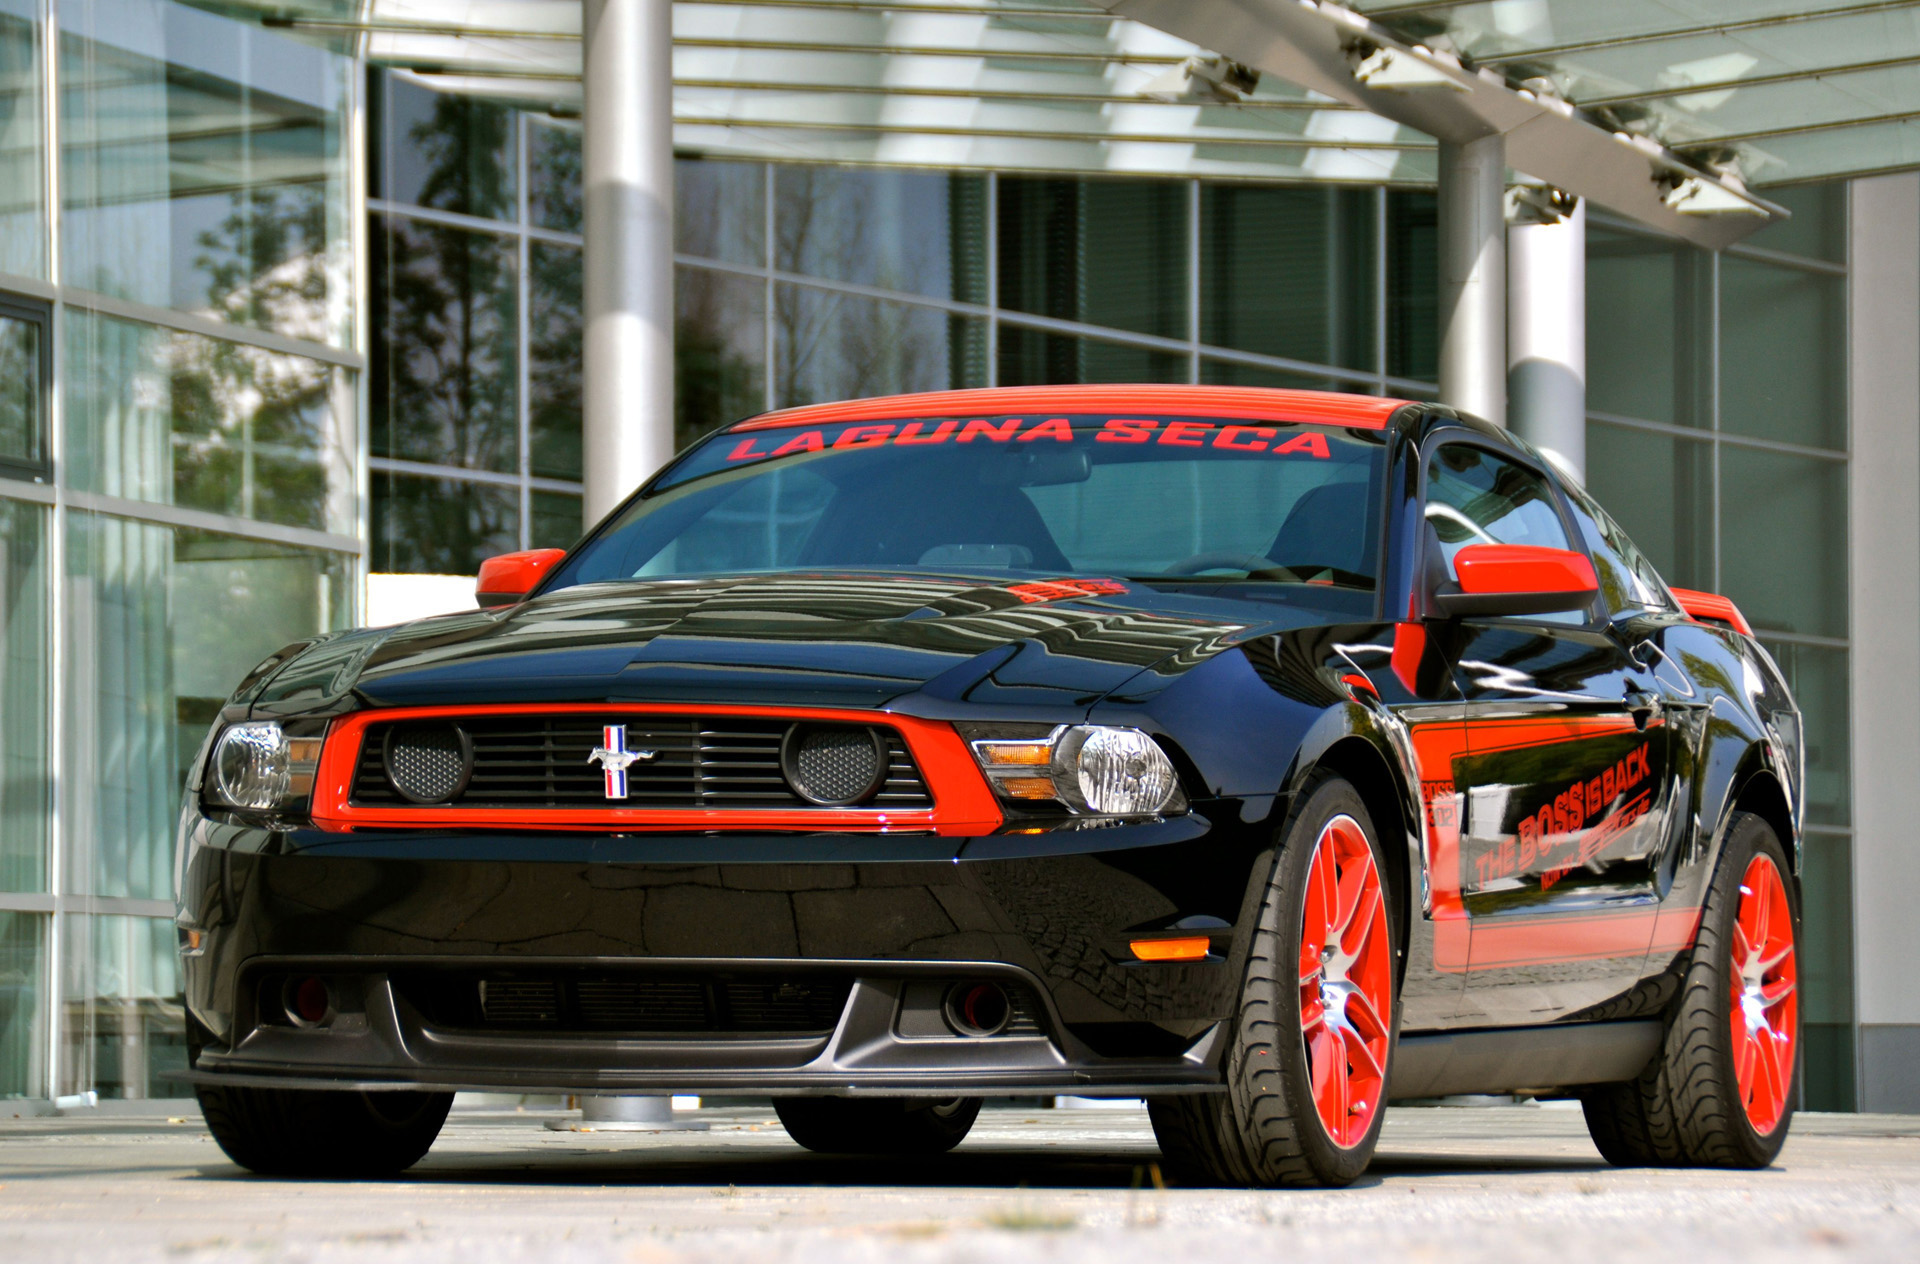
[310,704,1003,835]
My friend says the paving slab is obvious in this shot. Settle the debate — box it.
[1,1103,1915,1263]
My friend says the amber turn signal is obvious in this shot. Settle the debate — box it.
[1129,935,1212,962]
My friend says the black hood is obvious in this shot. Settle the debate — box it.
[247,572,1339,715]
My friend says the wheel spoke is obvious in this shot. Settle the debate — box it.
[1343,1024,1385,1084]
[1758,940,1795,974]
[1340,878,1382,961]
[1301,995,1327,1034]
[1760,976,1797,1007]
[1734,1025,1759,1091]
[1309,1028,1341,1119]
[1730,922,1753,971]
[1343,987,1387,1043]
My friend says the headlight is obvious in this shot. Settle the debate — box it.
[967,724,1186,818]
[207,721,325,812]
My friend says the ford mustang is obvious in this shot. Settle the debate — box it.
[175,385,1802,1186]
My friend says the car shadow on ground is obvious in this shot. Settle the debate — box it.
[184,1146,1609,1189]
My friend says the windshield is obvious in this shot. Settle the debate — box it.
[549,414,1389,597]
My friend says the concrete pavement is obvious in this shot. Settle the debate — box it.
[1,1102,1915,1262]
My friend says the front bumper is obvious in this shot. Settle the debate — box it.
[176,803,1273,1096]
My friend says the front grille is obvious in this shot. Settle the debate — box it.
[348,714,932,810]
[394,970,853,1036]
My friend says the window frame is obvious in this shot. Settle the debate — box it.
[0,292,51,483]
[1414,429,1602,629]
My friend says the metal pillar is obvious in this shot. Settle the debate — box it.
[582,0,676,523]
[1507,193,1586,481]
[1437,135,1507,428]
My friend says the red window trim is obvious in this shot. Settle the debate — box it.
[310,704,1004,837]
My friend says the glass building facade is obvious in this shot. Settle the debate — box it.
[0,41,1859,1109]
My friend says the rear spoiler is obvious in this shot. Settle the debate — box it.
[1670,587,1754,637]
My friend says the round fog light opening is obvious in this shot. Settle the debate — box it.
[943,981,1012,1037]
[782,725,888,806]
[287,976,332,1026]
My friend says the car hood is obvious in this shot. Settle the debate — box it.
[248,572,1337,714]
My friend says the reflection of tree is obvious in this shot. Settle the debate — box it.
[372,88,519,566]
[770,167,953,409]
[160,183,345,533]
[677,270,764,446]
[530,242,582,477]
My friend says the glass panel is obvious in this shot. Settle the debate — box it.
[1561,478,1672,615]
[774,285,984,408]
[0,309,42,468]
[532,490,583,551]
[1201,184,1375,372]
[678,266,765,443]
[1584,420,1714,592]
[1745,183,1845,263]
[60,0,350,344]
[1719,447,1847,638]
[0,498,49,893]
[677,159,765,268]
[1200,358,1359,393]
[371,213,519,473]
[1385,191,1435,384]
[997,327,1185,386]
[1587,227,1712,428]
[1424,443,1571,577]
[0,912,47,1098]
[1761,640,1850,830]
[528,117,581,234]
[371,71,515,221]
[0,0,43,279]
[60,914,186,1099]
[997,176,1187,339]
[1719,257,1845,450]
[64,515,350,898]
[530,241,582,479]
[1798,829,1855,1111]
[775,166,986,303]
[371,471,518,574]
[65,310,356,535]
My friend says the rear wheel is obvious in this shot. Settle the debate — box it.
[774,1096,980,1154]
[196,1084,452,1177]
[1580,811,1799,1168]
[1149,775,1397,1187]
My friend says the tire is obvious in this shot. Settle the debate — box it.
[774,1096,981,1154]
[1148,774,1398,1188]
[196,1084,453,1177]
[1580,811,1800,1169]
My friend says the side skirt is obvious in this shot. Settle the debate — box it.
[1389,1020,1662,1099]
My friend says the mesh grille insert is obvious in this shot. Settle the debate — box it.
[383,722,470,803]
[785,727,885,805]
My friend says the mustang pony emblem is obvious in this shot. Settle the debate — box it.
[587,725,656,799]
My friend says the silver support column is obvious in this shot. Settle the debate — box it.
[1848,172,1920,1113]
[1507,192,1586,480]
[582,0,676,522]
[1437,135,1507,428]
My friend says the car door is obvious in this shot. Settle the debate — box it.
[1420,439,1676,1025]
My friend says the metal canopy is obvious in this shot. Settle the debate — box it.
[189,0,1920,242]
[200,0,1439,185]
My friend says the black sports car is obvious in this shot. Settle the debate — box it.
[176,385,1803,1187]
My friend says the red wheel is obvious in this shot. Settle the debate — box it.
[1729,852,1797,1136]
[1148,775,1398,1187]
[1299,814,1392,1149]
[1580,812,1798,1168]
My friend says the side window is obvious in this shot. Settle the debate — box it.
[1563,481,1673,615]
[1423,443,1571,579]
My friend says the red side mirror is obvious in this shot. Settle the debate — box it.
[1433,543,1599,618]
[476,549,566,609]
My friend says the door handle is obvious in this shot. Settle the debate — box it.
[1625,685,1660,730]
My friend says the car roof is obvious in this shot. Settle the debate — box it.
[727,385,1413,433]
